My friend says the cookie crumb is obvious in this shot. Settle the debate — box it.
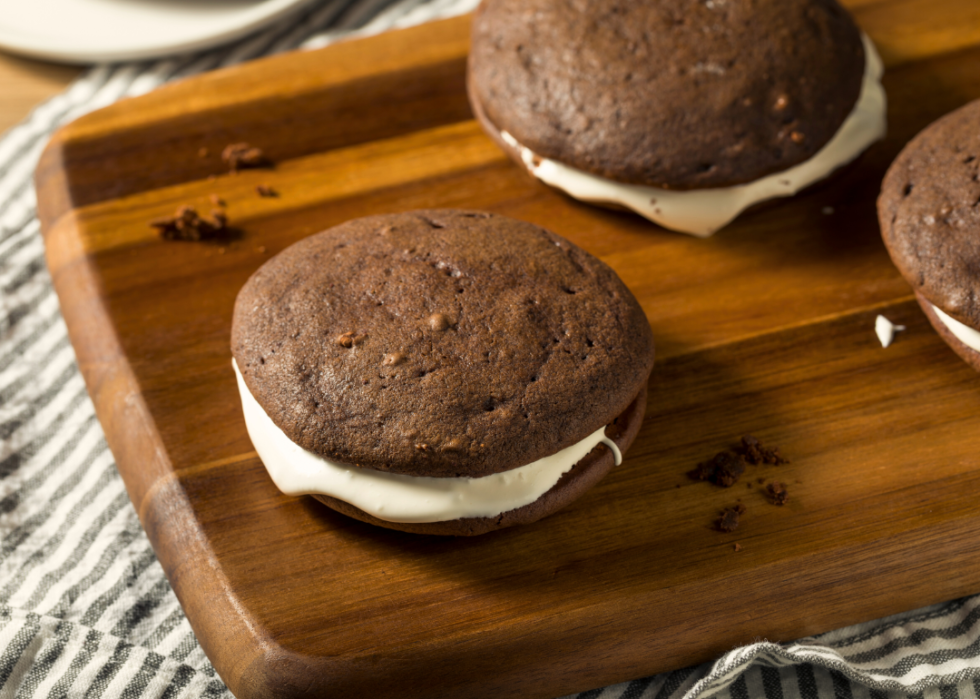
[733,543,742,552]
[150,205,228,241]
[428,313,452,331]
[715,504,746,532]
[222,142,269,172]
[765,481,789,506]
[198,147,209,158]
[736,435,788,465]
[210,194,225,207]
[255,245,267,254]
[383,352,406,366]
[256,184,278,198]
[688,451,746,487]
[336,332,367,348]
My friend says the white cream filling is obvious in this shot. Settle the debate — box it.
[501,34,886,237]
[233,361,622,523]
[931,304,980,353]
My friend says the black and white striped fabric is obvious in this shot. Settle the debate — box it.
[2,2,980,697]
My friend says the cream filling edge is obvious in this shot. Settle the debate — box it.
[233,360,623,523]
[931,304,980,353]
[500,33,887,237]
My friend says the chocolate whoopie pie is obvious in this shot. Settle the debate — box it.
[467,0,887,236]
[231,210,655,535]
[878,99,980,371]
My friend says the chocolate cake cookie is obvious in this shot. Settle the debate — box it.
[231,210,655,535]
[468,0,887,236]
[878,99,980,371]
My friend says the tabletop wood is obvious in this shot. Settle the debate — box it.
[34,4,980,699]
[0,51,79,136]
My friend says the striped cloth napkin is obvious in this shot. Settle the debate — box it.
[2,1,980,697]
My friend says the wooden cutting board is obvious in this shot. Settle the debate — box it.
[35,4,980,698]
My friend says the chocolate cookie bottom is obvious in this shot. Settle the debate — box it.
[313,385,647,536]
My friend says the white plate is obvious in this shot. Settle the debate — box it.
[0,0,318,64]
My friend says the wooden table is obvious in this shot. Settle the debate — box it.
[28,2,980,697]
[0,51,79,136]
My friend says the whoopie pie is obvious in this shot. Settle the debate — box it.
[467,0,887,236]
[231,210,654,535]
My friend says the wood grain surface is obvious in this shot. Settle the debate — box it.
[0,51,79,134]
[35,5,980,698]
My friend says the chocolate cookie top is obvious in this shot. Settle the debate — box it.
[468,0,865,190]
[231,210,655,478]
[878,99,980,329]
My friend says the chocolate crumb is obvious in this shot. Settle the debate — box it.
[256,184,278,198]
[765,481,789,506]
[383,352,406,366]
[222,142,269,172]
[150,205,228,241]
[715,503,746,532]
[739,435,764,464]
[688,451,746,487]
[765,447,788,465]
[736,435,788,465]
[415,443,429,451]
[428,313,452,331]
[336,332,367,348]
